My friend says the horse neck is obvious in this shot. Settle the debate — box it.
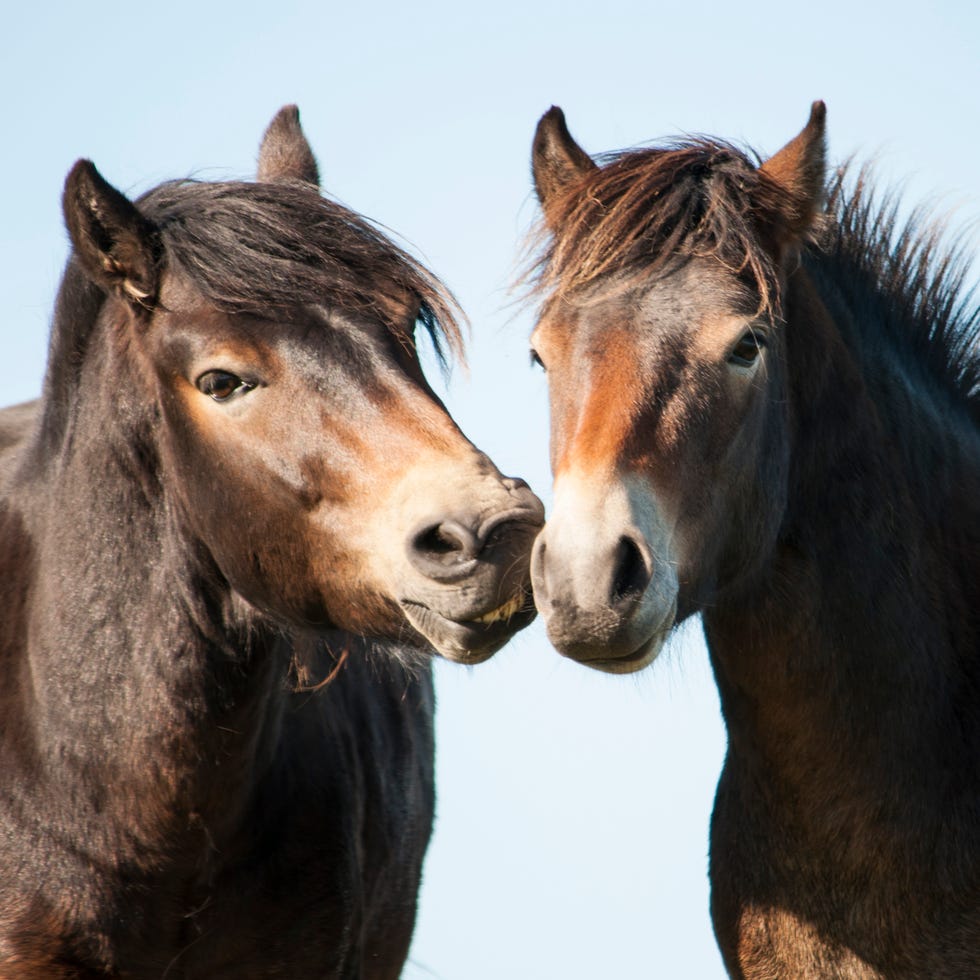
[3,318,288,845]
[705,262,980,845]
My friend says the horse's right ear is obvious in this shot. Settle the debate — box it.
[257,104,320,187]
[532,106,597,223]
[62,160,161,309]
[759,101,827,242]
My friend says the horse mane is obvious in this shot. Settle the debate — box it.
[820,165,980,421]
[525,139,979,421]
[140,179,463,362]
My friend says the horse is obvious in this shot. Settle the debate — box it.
[525,101,980,978]
[0,105,544,979]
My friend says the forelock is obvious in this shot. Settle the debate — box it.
[139,179,463,361]
[524,139,808,318]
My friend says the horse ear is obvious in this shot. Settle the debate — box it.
[532,106,597,221]
[62,160,161,309]
[759,101,827,239]
[257,105,320,187]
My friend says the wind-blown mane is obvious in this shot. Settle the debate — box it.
[525,140,809,314]
[526,139,979,421]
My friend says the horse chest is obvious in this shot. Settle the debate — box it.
[0,663,434,979]
[710,759,980,979]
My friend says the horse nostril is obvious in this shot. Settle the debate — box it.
[610,535,652,607]
[530,535,551,604]
[502,476,530,493]
[408,520,481,578]
[412,521,479,561]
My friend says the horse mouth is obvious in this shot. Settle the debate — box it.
[471,592,526,624]
[400,593,536,663]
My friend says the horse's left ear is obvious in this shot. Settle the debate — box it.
[759,101,827,240]
[62,160,161,309]
[532,106,597,224]
[257,104,320,187]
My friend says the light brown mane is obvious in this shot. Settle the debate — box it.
[524,139,812,315]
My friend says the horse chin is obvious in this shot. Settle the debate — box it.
[400,595,537,664]
[576,627,670,675]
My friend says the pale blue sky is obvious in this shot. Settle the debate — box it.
[2,2,977,977]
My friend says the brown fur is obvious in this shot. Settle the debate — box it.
[0,107,541,979]
[526,103,980,977]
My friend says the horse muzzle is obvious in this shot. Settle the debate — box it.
[395,478,544,661]
[530,473,679,674]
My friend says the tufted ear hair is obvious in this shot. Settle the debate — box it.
[62,160,162,310]
[532,106,597,224]
[759,101,827,243]
[257,104,320,187]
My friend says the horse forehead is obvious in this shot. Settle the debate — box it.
[155,271,216,315]
[153,275,386,359]
[543,268,757,466]
[541,299,686,379]
[638,258,754,316]
[546,258,747,337]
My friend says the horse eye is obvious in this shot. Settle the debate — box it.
[196,370,255,402]
[530,348,546,371]
[729,332,767,367]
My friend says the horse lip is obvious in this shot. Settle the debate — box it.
[477,504,545,542]
[535,590,677,674]
[400,594,536,663]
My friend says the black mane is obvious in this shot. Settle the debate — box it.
[818,165,980,422]
[140,179,462,356]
